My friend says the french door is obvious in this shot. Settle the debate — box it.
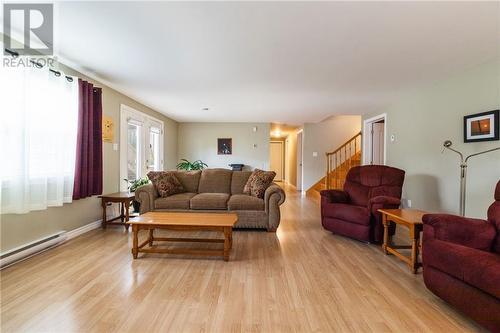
[120,105,164,190]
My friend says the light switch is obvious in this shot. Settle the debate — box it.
[113,143,119,151]
[313,152,318,157]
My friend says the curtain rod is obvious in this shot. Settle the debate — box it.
[4,48,74,82]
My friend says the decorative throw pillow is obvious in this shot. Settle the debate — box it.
[243,169,276,199]
[147,171,184,197]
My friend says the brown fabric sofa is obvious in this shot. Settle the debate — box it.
[134,168,286,231]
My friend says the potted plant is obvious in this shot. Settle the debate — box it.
[124,177,150,212]
[176,159,208,170]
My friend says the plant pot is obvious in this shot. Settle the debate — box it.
[132,200,141,213]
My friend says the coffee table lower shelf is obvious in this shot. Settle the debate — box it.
[130,225,234,261]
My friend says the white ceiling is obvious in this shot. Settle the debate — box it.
[51,2,500,123]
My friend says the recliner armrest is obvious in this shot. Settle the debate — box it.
[368,195,400,213]
[422,214,496,251]
[320,190,349,204]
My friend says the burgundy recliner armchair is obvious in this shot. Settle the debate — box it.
[422,181,500,332]
[320,165,405,243]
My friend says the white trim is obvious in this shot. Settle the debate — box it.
[362,113,387,165]
[120,104,165,191]
[66,219,102,240]
[296,129,304,191]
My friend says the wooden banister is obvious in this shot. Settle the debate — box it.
[325,132,362,190]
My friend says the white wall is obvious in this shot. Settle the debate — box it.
[302,116,362,190]
[178,123,270,170]
[362,60,500,218]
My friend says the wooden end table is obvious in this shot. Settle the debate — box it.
[98,192,138,230]
[127,212,238,261]
[378,208,428,274]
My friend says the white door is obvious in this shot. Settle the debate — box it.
[296,131,303,191]
[270,141,284,182]
[120,105,164,190]
[371,122,385,165]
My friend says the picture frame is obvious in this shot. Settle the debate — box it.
[217,138,232,155]
[463,110,499,143]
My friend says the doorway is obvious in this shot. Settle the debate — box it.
[296,130,303,191]
[120,104,164,190]
[270,141,284,182]
[362,113,387,165]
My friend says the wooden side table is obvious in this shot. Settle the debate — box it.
[98,192,138,230]
[378,208,428,274]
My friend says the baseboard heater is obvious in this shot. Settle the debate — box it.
[0,231,67,269]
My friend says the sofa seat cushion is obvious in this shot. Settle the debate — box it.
[154,193,197,210]
[228,194,265,211]
[322,203,370,225]
[190,193,230,210]
[425,239,500,299]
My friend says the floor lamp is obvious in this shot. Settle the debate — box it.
[442,140,500,216]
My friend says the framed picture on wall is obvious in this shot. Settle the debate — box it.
[464,110,499,143]
[217,138,232,155]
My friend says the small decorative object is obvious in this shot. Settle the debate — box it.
[442,140,500,216]
[102,116,114,142]
[176,159,208,171]
[124,177,150,212]
[218,138,232,155]
[464,110,499,143]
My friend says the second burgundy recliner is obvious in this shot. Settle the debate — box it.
[320,165,405,243]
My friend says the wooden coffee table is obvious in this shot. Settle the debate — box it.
[127,212,238,261]
[378,208,428,274]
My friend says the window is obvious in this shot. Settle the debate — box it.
[0,63,78,214]
[120,105,164,190]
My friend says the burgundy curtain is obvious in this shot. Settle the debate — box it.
[73,79,103,200]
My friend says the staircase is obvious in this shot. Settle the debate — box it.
[307,132,362,195]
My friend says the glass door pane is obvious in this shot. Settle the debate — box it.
[127,122,141,181]
[147,126,161,172]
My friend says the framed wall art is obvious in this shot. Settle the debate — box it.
[464,109,499,143]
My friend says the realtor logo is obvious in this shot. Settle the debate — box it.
[3,3,53,56]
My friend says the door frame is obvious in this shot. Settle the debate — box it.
[119,104,164,191]
[362,113,387,165]
[269,140,285,182]
[296,129,304,192]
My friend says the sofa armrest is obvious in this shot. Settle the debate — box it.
[135,183,158,214]
[265,183,286,231]
[320,189,349,204]
[422,214,496,251]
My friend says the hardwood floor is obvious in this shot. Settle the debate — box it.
[0,185,485,332]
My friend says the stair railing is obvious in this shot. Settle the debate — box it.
[325,132,362,190]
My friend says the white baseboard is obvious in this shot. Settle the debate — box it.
[66,219,102,241]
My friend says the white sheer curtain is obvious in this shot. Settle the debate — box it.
[0,63,78,214]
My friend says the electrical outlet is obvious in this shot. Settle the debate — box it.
[402,199,412,208]
[313,151,318,157]
[113,143,119,151]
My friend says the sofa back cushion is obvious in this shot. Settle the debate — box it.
[198,168,232,193]
[488,180,500,253]
[344,165,405,207]
[173,170,201,193]
[231,171,253,194]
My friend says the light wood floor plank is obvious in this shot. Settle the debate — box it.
[0,184,485,332]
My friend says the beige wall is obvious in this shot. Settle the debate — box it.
[178,123,270,171]
[302,116,362,190]
[1,63,178,252]
[362,60,500,219]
